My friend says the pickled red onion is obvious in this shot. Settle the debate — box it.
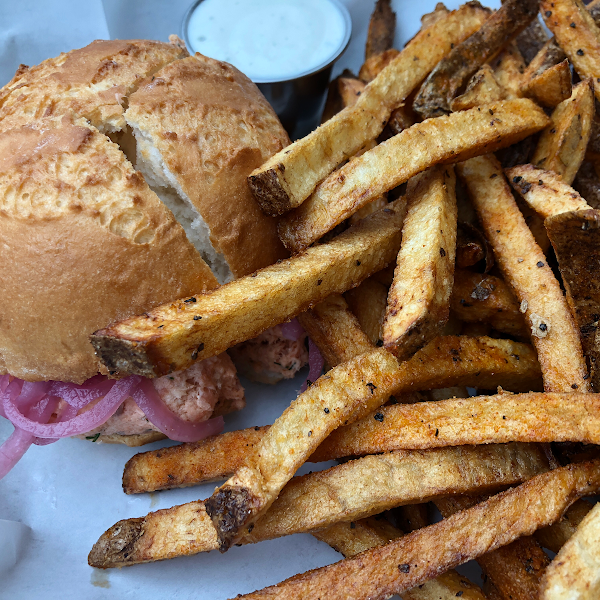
[300,338,325,394]
[49,377,115,409]
[2,377,139,438]
[131,378,224,442]
[279,319,306,341]
[0,383,59,478]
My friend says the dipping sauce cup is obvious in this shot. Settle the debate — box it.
[183,0,352,139]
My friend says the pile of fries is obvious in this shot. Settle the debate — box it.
[89,0,600,597]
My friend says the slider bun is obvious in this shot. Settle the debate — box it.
[0,39,290,384]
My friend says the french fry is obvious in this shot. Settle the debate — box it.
[122,336,541,495]
[279,99,549,254]
[574,160,600,209]
[544,209,600,388]
[413,0,538,118]
[540,502,600,599]
[89,443,548,568]
[450,269,527,338]
[516,17,551,65]
[247,3,490,216]
[542,0,600,103]
[435,495,551,600]
[91,200,407,378]
[321,73,366,123]
[450,64,506,112]
[521,40,568,94]
[383,166,457,359]
[359,49,401,84]
[457,155,589,392]
[232,461,600,600]
[491,41,527,100]
[523,59,573,108]
[507,164,591,218]
[296,294,374,369]
[532,79,595,185]
[314,519,488,600]
[535,499,593,553]
[455,222,493,270]
[345,276,389,345]
[205,346,401,551]
[312,391,600,462]
[395,504,429,534]
[364,0,396,60]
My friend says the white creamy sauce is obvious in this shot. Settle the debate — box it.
[186,0,349,82]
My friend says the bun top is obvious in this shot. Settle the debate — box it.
[0,39,290,382]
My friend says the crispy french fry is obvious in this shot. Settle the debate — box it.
[507,164,591,218]
[91,200,407,378]
[542,0,600,102]
[345,276,389,345]
[247,4,490,216]
[457,155,589,392]
[383,166,457,359]
[359,49,401,84]
[122,336,541,494]
[205,346,401,551]
[297,294,373,369]
[435,494,551,600]
[541,502,600,599]
[516,17,551,65]
[395,504,429,534]
[279,99,549,253]
[532,79,595,185]
[455,222,492,270]
[450,64,506,112]
[450,269,527,338]
[321,74,366,123]
[314,519,488,600]
[312,391,600,462]
[89,443,548,568]
[523,59,573,108]
[491,41,527,100]
[574,160,600,209]
[413,0,538,118]
[312,517,402,558]
[233,461,600,600]
[365,0,396,60]
[544,209,600,389]
[521,40,568,91]
[535,499,593,553]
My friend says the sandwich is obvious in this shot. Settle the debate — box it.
[0,38,308,476]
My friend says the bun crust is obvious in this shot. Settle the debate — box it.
[125,55,289,277]
[0,40,187,133]
[0,118,217,383]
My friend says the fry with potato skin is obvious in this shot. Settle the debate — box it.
[450,64,506,112]
[434,495,551,600]
[507,164,591,218]
[279,99,549,254]
[91,199,407,378]
[314,519,488,600]
[532,79,595,185]
[544,209,600,389]
[312,391,600,462]
[523,59,573,108]
[297,294,374,369]
[383,166,457,359]
[413,0,539,119]
[450,269,527,338]
[89,443,548,568]
[541,502,600,599]
[365,0,396,60]
[457,155,589,392]
[535,499,593,553]
[122,336,541,494]
[247,3,490,216]
[205,347,401,551]
[542,0,600,103]
[234,461,600,600]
